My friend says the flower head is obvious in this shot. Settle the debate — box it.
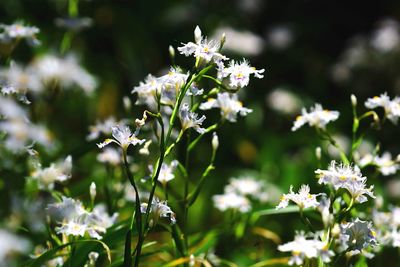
[276,184,320,210]
[31,155,72,190]
[97,124,145,151]
[212,192,251,213]
[292,103,339,131]
[149,160,178,184]
[179,103,206,133]
[178,26,228,64]
[218,59,264,89]
[140,198,176,226]
[200,92,252,122]
[365,93,400,124]
[338,218,377,255]
[315,161,375,203]
[0,22,40,46]
[278,232,334,265]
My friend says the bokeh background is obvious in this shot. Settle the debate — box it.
[2,0,400,265]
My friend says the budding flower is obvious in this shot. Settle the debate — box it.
[315,146,322,160]
[194,25,202,44]
[212,132,219,151]
[351,94,357,107]
[168,45,175,59]
[123,96,131,111]
[220,32,226,49]
[90,182,96,201]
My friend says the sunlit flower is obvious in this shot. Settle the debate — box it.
[212,26,264,56]
[200,92,252,122]
[179,103,206,133]
[0,62,42,96]
[0,21,40,46]
[218,59,264,89]
[149,160,178,184]
[97,124,145,151]
[97,147,121,166]
[315,161,375,203]
[31,155,72,190]
[365,93,400,124]
[32,54,97,94]
[87,117,119,141]
[213,192,251,213]
[373,152,400,176]
[292,103,339,131]
[48,197,117,240]
[178,26,228,64]
[140,198,176,226]
[158,67,188,105]
[276,184,320,210]
[225,176,268,202]
[278,232,334,265]
[0,229,31,263]
[0,96,27,119]
[131,74,160,108]
[338,218,377,255]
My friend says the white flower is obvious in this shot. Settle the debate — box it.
[179,103,206,133]
[0,229,31,263]
[267,88,301,115]
[370,19,400,53]
[87,117,118,141]
[225,176,267,202]
[278,232,334,265]
[48,197,117,240]
[212,192,251,213]
[178,26,228,64]
[338,218,377,255]
[157,67,188,105]
[212,26,264,56]
[150,160,178,184]
[200,92,252,122]
[292,103,339,131]
[0,62,42,95]
[0,96,27,119]
[374,152,400,176]
[140,198,176,226]
[218,59,264,89]
[32,54,97,94]
[365,93,400,124]
[276,184,320,210]
[315,161,375,203]
[97,147,121,166]
[97,124,145,151]
[55,17,93,32]
[131,74,160,108]
[0,22,40,46]
[31,156,73,190]
[0,118,52,153]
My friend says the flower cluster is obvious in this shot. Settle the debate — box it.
[315,161,375,203]
[47,196,118,240]
[278,232,334,265]
[365,93,400,124]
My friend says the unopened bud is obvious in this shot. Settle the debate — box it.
[212,132,219,151]
[315,146,322,160]
[332,224,340,237]
[90,182,96,201]
[220,32,226,49]
[168,45,175,59]
[351,94,357,107]
[123,96,132,111]
[194,25,202,44]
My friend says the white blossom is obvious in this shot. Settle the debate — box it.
[365,93,400,124]
[0,229,31,263]
[31,156,72,190]
[178,26,228,64]
[149,160,178,184]
[0,21,40,46]
[292,103,339,131]
[338,218,377,255]
[200,92,252,122]
[179,103,206,133]
[97,124,145,151]
[213,192,251,213]
[276,184,320,210]
[140,198,176,226]
[218,59,264,89]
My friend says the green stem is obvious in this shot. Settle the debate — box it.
[122,152,142,267]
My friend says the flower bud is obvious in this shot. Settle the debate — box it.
[351,94,357,107]
[123,96,131,111]
[315,146,322,160]
[90,182,96,201]
[194,25,202,44]
[212,132,219,151]
[168,45,175,59]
